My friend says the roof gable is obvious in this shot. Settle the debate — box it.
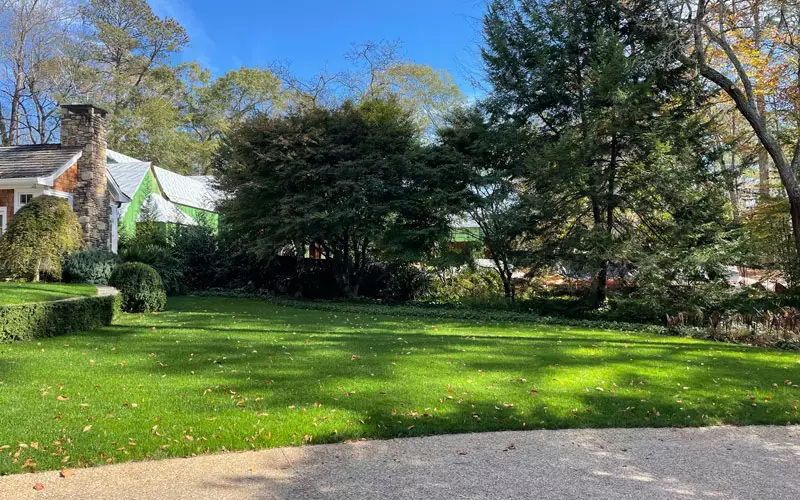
[107,162,151,199]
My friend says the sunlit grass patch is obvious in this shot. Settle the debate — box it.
[0,296,797,474]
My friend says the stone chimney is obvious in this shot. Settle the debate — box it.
[60,104,109,249]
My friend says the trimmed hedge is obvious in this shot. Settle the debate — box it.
[109,262,167,313]
[0,294,120,342]
[63,249,122,285]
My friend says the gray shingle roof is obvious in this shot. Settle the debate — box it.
[153,166,220,212]
[0,144,83,180]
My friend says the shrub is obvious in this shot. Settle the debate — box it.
[0,294,120,342]
[109,262,167,313]
[428,267,505,304]
[173,223,219,292]
[120,243,184,296]
[361,263,431,302]
[0,196,83,281]
[63,249,121,285]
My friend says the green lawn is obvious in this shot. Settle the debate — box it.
[1,296,798,474]
[0,282,97,305]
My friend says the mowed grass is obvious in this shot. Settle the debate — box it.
[1,296,798,474]
[0,282,97,305]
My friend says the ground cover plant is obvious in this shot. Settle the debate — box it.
[0,282,97,306]
[0,297,798,474]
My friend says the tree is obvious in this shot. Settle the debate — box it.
[0,196,83,281]
[433,106,561,300]
[0,0,77,145]
[483,0,725,306]
[184,65,286,174]
[215,98,463,296]
[661,0,800,257]
[348,41,466,134]
[272,41,466,135]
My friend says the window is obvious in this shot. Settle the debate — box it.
[18,193,33,208]
[0,207,6,235]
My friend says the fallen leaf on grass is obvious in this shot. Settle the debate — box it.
[56,395,69,401]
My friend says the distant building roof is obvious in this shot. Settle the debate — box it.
[138,193,197,226]
[106,149,142,164]
[0,144,83,181]
[107,162,151,199]
[153,166,220,212]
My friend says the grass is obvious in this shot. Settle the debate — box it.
[0,282,97,305]
[0,296,798,474]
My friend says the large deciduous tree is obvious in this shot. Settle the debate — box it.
[433,106,563,300]
[215,99,464,296]
[660,0,800,257]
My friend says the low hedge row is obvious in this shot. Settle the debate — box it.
[0,294,120,342]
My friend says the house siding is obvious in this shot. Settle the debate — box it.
[119,169,161,238]
[175,203,219,229]
[53,162,78,193]
[0,188,13,224]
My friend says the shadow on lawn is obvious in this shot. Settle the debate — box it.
[87,311,800,440]
[7,296,792,474]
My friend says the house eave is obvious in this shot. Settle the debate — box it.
[106,170,131,204]
[36,150,83,187]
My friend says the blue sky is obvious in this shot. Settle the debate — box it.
[150,0,488,96]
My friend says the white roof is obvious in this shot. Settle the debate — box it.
[107,149,142,164]
[138,193,198,226]
[107,162,151,199]
[153,166,220,212]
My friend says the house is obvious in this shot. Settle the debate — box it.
[0,104,221,252]
[108,158,220,239]
[0,105,130,252]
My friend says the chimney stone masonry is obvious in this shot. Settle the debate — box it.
[60,104,109,249]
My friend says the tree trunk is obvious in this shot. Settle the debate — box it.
[589,262,608,307]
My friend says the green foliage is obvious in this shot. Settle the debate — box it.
[483,0,729,307]
[360,263,432,302]
[173,223,219,292]
[740,197,799,288]
[215,98,464,296]
[428,267,506,305]
[109,262,166,313]
[0,196,83,281]
[119,242,184,296]
[0,294,120,342]
[63,249,122,285]
[433,106,564,299]
[185,65,286,173]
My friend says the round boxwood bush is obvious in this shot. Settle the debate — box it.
[109,262,167,313]
[64,249,122,285]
